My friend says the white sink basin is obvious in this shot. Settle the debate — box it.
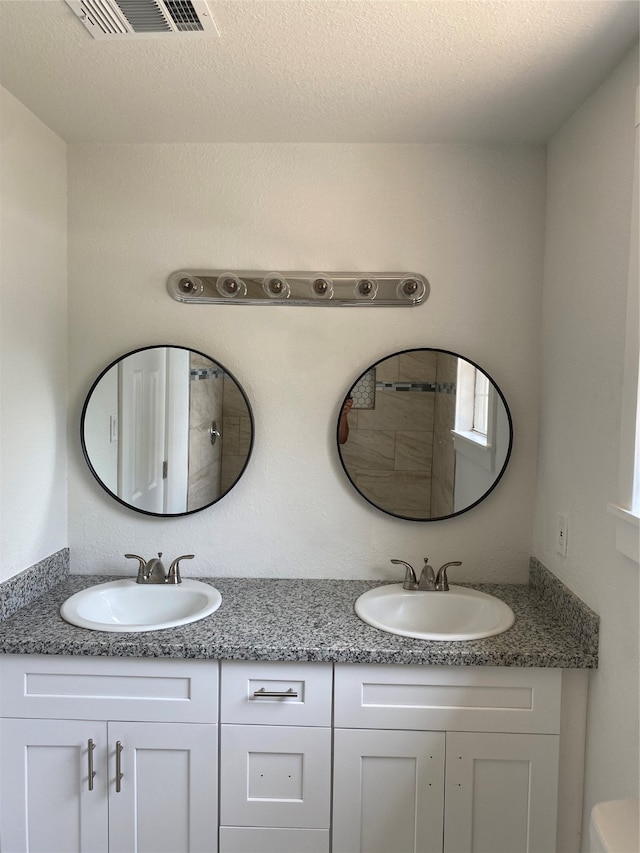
[355,583,515,641]
[60,579,222,632]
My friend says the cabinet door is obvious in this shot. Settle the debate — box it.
[0,718,109,853]
[107,721,218,853]
[220,724,331,829]
[444,732,559,853]
[333,728,445,853]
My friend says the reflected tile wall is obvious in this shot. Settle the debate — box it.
[431,354,457,517]
[397,350,438,382]
[356,390,433,432]
[220,378,252,494]
[341,350,457,517]
[187,357,223,511]
[355,469,431,517]
[343,388,434,517]
[340,429,396,472]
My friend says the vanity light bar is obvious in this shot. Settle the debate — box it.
[167,270,429,306]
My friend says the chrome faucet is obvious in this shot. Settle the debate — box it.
[390,558,462,591]
[125,553,194,584]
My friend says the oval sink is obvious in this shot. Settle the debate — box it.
[354,583,515,641]
[60,579,222,632]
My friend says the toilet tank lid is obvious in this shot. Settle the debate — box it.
[590,799,639,852]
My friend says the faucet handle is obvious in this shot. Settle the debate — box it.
[125,553,147,583]
[435,561,462,591]
[390,559,418,590]
[167,554,194,585]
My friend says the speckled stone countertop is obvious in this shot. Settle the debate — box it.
[0,573,598,668]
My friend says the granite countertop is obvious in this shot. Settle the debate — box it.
[0,574,598,668]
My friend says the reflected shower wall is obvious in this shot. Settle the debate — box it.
[220,377,252,494]
[187,354,224,511]
[431,351,457,518]
[341,350,457,518]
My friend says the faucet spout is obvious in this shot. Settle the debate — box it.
[418,558,437,590]
[143,553,167,584]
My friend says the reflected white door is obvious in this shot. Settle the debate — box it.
[119,348,167,513]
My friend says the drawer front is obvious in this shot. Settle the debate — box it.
[220,724,331,828]
[221,660,332,726]
[219,827,330,853]
[334,664,562,734]
[0,655,218,724]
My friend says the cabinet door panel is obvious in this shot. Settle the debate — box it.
[108,721,217,853]
[0,718,108,853]
[444,732,559,853]
[333,728,445,853]
[220,724,331,829]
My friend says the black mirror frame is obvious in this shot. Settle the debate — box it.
[80,344,255,517]
[336,347,513,522]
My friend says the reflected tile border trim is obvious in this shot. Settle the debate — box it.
[529,557,599,656]
[0,548,69,621]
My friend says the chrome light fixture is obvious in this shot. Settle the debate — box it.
[168,270,429,307]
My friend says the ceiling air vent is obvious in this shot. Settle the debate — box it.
[65,0,219,39]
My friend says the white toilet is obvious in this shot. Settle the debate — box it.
[590,799,639,852]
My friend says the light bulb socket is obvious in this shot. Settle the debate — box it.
[354,277,378,300]
[216,273,246,299]
[262,273,290,299]
[396,275,426,302]
[177,275,203,295]
[310,275,334,299]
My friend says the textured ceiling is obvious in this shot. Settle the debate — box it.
[0,0,638,143]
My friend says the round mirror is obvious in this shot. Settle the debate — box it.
[337,348,512,521]
[81,346,254,516]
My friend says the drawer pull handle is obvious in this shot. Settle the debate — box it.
[252,687,298,699]
[115,740,124,793]
[87,739,97,791]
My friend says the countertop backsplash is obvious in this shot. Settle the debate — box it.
[0,548,69,621]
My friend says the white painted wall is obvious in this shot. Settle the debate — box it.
[68,143,545,580]
[533,45,639,841]
[0,87,68,582]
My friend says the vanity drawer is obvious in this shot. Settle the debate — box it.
[219,827,330,853]
[221,660,332,726]
[334,664,562,734]
[0,654,218,723]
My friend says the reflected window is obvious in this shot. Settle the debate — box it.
[454,360,493,450]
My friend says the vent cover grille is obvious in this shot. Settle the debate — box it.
[65,0,219,38]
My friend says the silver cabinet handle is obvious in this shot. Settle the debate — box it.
[252,687,298,699]
[115,740,124,793]
[87,739,96,791]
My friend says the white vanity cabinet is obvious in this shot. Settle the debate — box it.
[218,660,332,853]
[333,664,563,853]
[0,653,584,853]
[0,655,219,853]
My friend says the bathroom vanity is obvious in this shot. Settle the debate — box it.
[0,571,597,853]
